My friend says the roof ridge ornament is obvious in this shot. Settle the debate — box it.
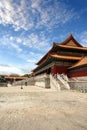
[69,32,72,37]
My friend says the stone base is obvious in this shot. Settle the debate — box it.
[34,74,50,88]
[68,81,87,92]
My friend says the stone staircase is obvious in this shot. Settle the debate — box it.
[57,73,70,90]
[50,74,60,90]
[50,73,70,90]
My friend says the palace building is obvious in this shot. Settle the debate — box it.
[33,34,87,78]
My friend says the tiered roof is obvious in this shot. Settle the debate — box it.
[36,34,87,65]
[33,34,87,73]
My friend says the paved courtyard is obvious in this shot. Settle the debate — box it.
[0,85,87,130]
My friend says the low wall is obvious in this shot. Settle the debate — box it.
[13,77,35,86]
[0,83,8,87]
[13,74,50,88]
[34,74,50,88]
[27,77,35,86]
[68,81,87,92]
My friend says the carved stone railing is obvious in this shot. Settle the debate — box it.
[57,73,70,90]
[50,74,60,90]
[60,73,69,81]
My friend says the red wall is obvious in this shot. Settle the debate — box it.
[68,69,87,77]
[50,65,87,77]
[51,65,69,74]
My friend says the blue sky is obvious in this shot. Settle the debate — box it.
[0,0,87,75]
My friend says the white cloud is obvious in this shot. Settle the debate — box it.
[9,42,22,52]
[0,34,22,52]
[78,31,87,47]
[0,64,24,75]
[0,32,51,52]
[0,33,46,68]
[34,1,75,29]
[25,33,51,50]
[0,0,33,31]
[27,59,36,63]
[0,0,76,31]
[26,51,43,63]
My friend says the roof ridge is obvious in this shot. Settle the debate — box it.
[59,34,83,47]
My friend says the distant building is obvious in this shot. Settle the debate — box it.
[5,75,28,84]
[33,34,87,78]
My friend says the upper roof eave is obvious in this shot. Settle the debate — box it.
[36,42,57,65]
[50,54,81,61]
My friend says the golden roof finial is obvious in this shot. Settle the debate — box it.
[69,32,72,37]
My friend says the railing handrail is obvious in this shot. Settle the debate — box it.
[50,74,60,90]
[57,73,70,90]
